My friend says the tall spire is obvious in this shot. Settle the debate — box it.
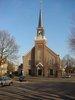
[38,0,43,28]
[35,0,46,43]
[36,0,45,37]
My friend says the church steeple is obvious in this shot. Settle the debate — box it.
[37,0,44,37]
[38,0,43,28]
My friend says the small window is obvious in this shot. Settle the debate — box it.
[29,60,31,65]
[48,58,54,66]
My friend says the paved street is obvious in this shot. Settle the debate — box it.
[0,77,75,100]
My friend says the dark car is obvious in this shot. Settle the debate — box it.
[19,76,26,82]
[0,76,13,86]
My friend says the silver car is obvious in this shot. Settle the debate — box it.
[0,76,13,86]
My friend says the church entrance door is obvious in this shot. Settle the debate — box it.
[36,62,43,76]
[38,69,42,76]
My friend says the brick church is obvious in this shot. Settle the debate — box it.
[23,1,61,77]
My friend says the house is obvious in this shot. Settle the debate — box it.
[0,63,7,75]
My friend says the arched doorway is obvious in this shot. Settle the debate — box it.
[36,62,43,76]
[37,68,42,76]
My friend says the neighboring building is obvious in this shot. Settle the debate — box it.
[0,64,8,75]
[0,58,19,76]
[0,57,8,75]
[23,1,61,77]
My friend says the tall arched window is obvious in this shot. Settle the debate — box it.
[38,49,42,61]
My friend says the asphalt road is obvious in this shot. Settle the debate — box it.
[0,77,75,100]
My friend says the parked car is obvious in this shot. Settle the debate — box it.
[0,76,13,86]
[19,76,26,82]
[62,75,71,78]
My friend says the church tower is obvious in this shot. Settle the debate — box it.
[34,0,46,76]
[35,0,46,42]
[37,0,44,37]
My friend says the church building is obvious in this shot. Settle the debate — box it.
[23,1,61,77]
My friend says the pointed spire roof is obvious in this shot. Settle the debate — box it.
[38,0,43,28]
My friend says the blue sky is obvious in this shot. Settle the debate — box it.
[0,0,75,64]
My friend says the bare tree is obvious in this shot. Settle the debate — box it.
[69,16,75,53]
[7,61,15,73]
[0,31,19,65]
[62,54,73,67]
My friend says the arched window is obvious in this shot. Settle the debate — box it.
[38,50,42,61]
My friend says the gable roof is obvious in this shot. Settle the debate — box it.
[23,46,35,57]
[46,46,59,58]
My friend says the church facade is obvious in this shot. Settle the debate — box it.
[23,1,61,77]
